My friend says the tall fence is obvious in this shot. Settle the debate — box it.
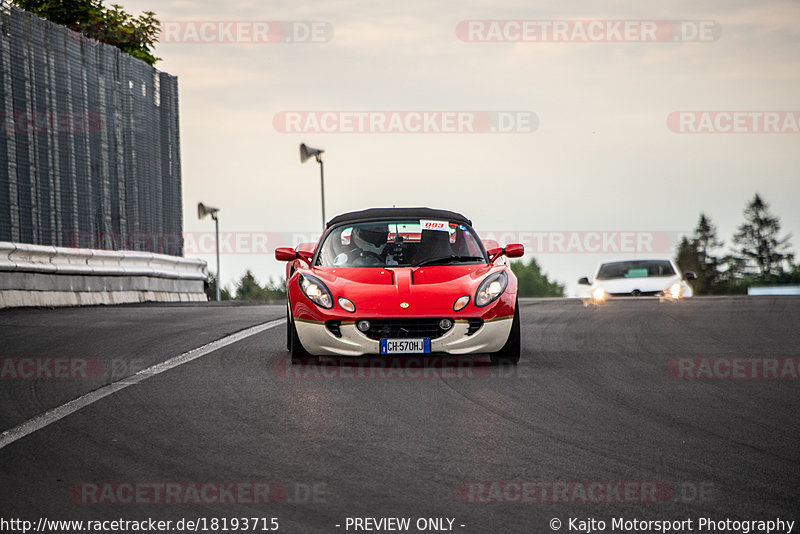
[0,1,183,256]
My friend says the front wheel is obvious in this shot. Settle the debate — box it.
[490,300,520,366]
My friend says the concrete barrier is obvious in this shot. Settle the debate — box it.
[0,242,208,308]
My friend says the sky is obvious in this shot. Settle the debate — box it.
[124,0,800,296]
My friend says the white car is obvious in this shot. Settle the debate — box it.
[579,259,696,301]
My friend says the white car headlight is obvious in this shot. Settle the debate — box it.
[667,283,682,299]
[299,274,333,309]
[475,271,508,307]
[591,287,607,301]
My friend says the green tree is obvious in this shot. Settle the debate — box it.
[235,270,268,301]
[12,0,160,65]
[779,262,800,284]
[205,271,232,301]
[730,194,793,280]
[263,276,288,300]
[675,213,724,295]
[12,0,98,27]
[715,254,751,294]
[234,271,287,301]
[675,236,700,283]
[510,258,565,297]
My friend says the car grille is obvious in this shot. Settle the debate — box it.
[466,318,483,336]
[361,319,450,340]
[325,320,342,337]
[609,290,661,297]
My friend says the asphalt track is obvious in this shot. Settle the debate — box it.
[0,297,798,533]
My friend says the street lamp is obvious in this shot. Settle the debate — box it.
[300,143,326,228]
[198,202,221,301]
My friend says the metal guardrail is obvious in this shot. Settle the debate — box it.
[0,242,207,280]
[747,286,800,296]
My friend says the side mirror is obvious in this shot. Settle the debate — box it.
[486,246,503,262]
[578,277,591,285]
[275,247,313,266]
[297,250,314,266]
[684,271,697,281]
[504,243,524,258]
[275,247,297,262]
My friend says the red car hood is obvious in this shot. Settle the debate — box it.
[309,265,495,311]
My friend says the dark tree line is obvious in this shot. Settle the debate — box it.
[510,258,565,297]
[676,194,797,294]
[206,271,286,302]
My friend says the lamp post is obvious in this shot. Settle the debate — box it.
[300,143,326,228]
[197,202,221,301]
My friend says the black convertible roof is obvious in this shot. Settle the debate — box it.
[326,207,472,228]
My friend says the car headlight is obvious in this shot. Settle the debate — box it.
[299,274,333,309]
[591,287,606,301]
[453,295,470,311]
[475,271,508,307]
[338,297,356,313]
[667,283,682,299]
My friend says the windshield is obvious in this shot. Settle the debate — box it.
[315,220,488,268]
[596,260,676,280]
[597,260,675,280]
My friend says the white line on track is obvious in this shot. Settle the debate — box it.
[0,318,285,450]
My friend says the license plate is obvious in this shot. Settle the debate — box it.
[380,338,431,354]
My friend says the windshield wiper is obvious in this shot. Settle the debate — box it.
[413,255,485,267]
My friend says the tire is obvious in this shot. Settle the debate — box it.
[285,305,291,351]
[289,314,318,365]
[490,299,521,366]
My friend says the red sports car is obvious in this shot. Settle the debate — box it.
[275,208,524,365]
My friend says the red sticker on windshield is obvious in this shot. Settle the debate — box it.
[420,219,449,231]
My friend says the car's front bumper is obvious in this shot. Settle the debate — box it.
[295,316,513,357]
